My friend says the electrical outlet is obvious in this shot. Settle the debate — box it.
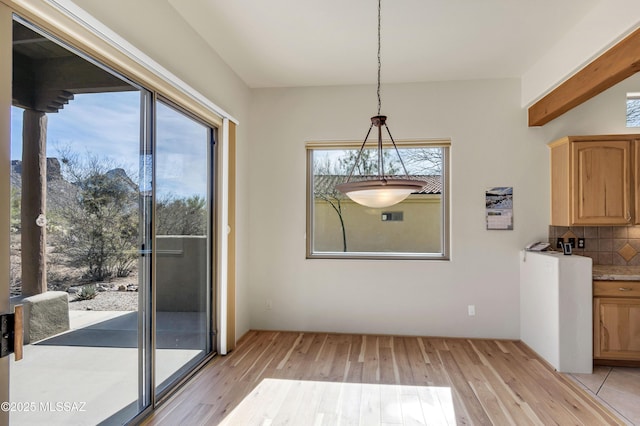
[578,237,585,249]
[468,305,476,316]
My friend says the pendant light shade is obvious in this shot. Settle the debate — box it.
[335,1,427,207]
[337,178,427,208]
[335,116,427,208]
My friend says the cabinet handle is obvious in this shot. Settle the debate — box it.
[618,287,632,291]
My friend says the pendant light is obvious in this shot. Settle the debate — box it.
[336,0,427,209]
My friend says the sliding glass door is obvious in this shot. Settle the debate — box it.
[8,17,151,425]
[3,15,216,425]
[154,100,214,395]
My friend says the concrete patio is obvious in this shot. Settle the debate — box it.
[9,310,206,425]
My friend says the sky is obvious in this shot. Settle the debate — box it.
[312,147,440,176]
[11,91,139,165]
[11,92,210,199]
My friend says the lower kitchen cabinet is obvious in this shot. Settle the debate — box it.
[593,280,640,363]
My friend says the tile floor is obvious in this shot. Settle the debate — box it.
[569,367,640,425]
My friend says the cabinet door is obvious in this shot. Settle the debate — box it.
[572,141,632,225]
[594,297,640,360]
[635,140,640,225]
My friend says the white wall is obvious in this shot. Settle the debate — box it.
[69,0,253,339]
[521,0,640,107]
[248,79,550,339]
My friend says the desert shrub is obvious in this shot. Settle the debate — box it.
[76,284,97,300]
[50,154,139,282]
[10,186,20,232]
[156,195,207,235]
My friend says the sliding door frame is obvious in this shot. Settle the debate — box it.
[0,0,236,420]
[0,3,13,424]
[152,95,218,404]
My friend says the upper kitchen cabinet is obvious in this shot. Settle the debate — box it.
[549,135,640,226]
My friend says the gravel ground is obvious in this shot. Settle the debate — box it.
[68,290,139,311]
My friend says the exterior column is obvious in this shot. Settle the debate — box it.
[21,109,47,296]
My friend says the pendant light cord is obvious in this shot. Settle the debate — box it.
[337,0,427,203]
[346,0,413,183]
[377,0,382,116]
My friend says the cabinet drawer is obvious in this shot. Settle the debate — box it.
[594,280,640,297]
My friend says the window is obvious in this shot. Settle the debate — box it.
[306,140,450,260]
[626,92,640,127]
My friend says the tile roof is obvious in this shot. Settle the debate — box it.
[314,175,442,195]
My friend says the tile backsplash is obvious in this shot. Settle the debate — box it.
[548,226,640,266]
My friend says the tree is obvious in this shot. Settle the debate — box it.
[52,153,139,281]
[156,194,207,235]
[338,148,400,177]
[314,157,348,251]
[402,147,442,175]
[627,99,640,126]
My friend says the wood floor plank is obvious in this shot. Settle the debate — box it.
[420,337,452,387]
[416,386,454,426]
[217,379,287,425]
[447,340,515,425]
[311,333,338,381]
[403,337,431,385]
[400,390,427,425]
[438,345,490,424]
[515,341,623,425]
[275,332,304,370]
[379,346,398,384]
[272,379,321,424]
[394,337,415,386]
[380,384,403,424]
[248,332,301,381]
[500,340,607,424]
[348,334,363,363]
[142,331,625,426]
[326,335,352,382]
[315,380,342,425]
[359,383,382,425]
[466,340,542,426]
[298,333,328,381]
[345,358,364,383]
[363,335,381,383]
[339,382,363,425]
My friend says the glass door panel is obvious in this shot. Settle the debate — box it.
[154,100,213,394]
[9,18,150,425]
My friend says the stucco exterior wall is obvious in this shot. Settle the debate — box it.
[313,195,442,253]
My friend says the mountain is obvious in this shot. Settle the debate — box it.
[11,158,63,186]
[10,158,138,212]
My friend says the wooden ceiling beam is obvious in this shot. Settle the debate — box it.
[528,27,640,127]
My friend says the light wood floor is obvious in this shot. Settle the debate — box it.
[142,330,624,425]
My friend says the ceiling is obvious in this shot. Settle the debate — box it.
[168,0,601,89]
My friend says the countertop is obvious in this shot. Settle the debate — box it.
[592,265,640,281]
